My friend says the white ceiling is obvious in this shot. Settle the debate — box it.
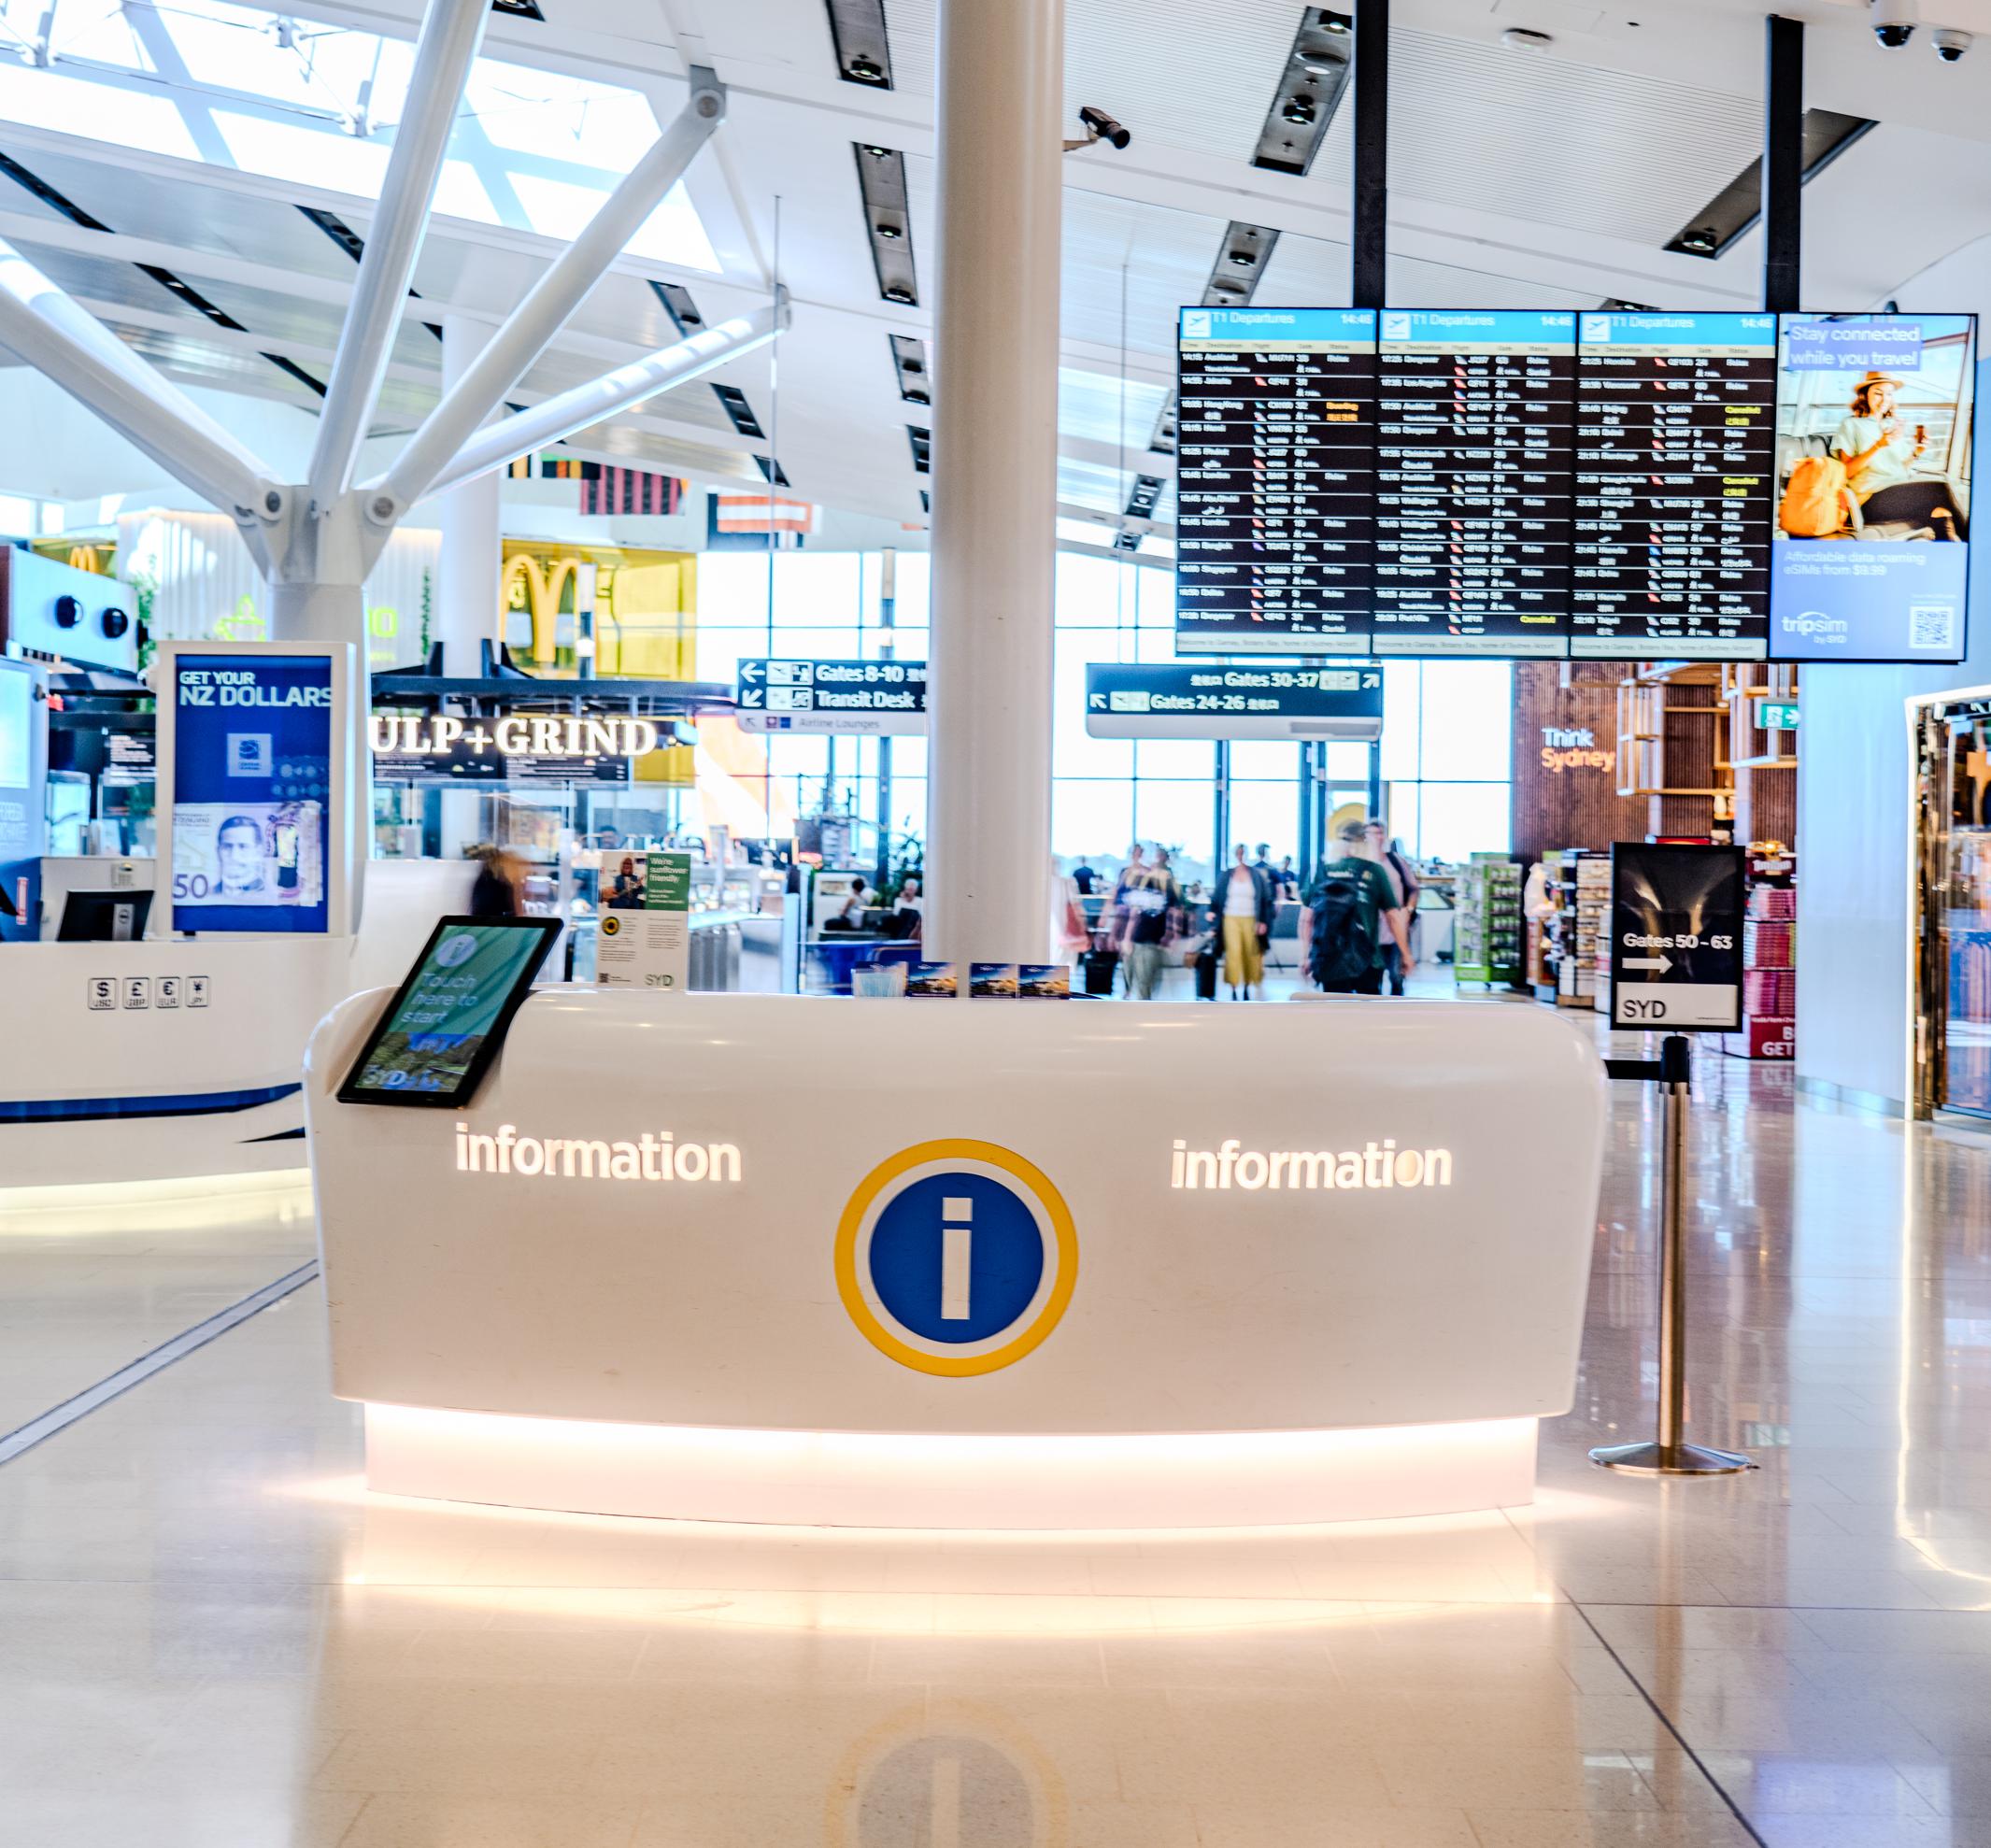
[1,0,1990,539]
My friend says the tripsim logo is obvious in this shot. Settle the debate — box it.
[1781,611,1848,644]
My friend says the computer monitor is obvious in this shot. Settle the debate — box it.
[57,888,151,942]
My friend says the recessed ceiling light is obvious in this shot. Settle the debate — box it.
[855,145,919,307]
[1500,27,1553,50]
[1203,222,1278,306]
[1254,7,1351,174]
[826,1,894,91]
[1663,108,1875,262]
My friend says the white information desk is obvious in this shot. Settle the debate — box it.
[307,991,1607,1529]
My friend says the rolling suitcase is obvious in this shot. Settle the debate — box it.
[1194,945,1218,1001]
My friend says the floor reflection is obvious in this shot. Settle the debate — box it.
[0,1052,1988,1844]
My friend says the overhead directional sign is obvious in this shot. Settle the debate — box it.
[735,658,928,734]
[1610,843,1743,1031]
[1084,663,1384,741]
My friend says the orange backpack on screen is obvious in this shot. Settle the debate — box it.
[1779,455,1849,537]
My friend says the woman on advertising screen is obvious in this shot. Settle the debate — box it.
[1833,372,1925,492]
[1828,370,1961,538]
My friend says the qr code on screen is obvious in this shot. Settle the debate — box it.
[1909,604,1956,652]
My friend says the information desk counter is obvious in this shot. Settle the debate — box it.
[307,992,1607,1529]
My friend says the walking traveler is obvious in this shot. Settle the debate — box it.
[1301,819,1414,996]
[1217,843,1274,999]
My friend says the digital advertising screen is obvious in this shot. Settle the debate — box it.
[168,651,333,933]
[1373,310,1575,657]
[1175,307,1378,654]
[1770,313,1975,662]
[337,917,561,1107]
[1173,308,1972,664]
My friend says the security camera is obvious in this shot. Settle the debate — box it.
[1064,106,1131,153]
[1870,1,1917,48]
[1933,26,1971,59]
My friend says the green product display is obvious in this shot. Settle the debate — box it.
[1454,853,1523,988]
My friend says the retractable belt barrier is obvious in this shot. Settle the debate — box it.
[1591,1033,1756,1479]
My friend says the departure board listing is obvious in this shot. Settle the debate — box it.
[1571,311,1777,661]
[1374,310,1574,658]
[1176,307,1378,653]
[1770,314,1975,662]
[1171,308,1974,664]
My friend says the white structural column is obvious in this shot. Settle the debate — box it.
[305,0,491,511]
[0,241,277,520]
[0,49,753,666]
[923,0,1063,964]
[370,69,726,521]
[426,299,789,500]
[436,316,504,675]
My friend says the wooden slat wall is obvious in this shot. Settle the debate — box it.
[1510,662,1649,862]
[1654,685,1721,838]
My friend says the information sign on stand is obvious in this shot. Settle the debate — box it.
[1609,844,1743,1031]
[595,851,691,992]
[1084,663,1383,740]
[735,660,927,735]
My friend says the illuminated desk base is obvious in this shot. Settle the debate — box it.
[364,1403,1539,1530]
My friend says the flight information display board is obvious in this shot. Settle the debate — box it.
[1571,311,1778,660]
[1176,307,1378,653]
[1173,308,1974,664]
[1373,310,1575,657]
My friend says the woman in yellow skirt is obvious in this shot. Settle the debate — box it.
[1216,843,1274,999]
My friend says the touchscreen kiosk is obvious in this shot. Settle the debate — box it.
[337,916,559,1107]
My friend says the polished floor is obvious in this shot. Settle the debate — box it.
[1,1038,1989,1845]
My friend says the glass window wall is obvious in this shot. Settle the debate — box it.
[693,550,1513,876]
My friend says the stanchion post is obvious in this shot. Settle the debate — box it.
[1592,1035,1755,1477]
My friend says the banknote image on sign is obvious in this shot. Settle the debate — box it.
[169,652,333,934]
[1610,843,1744,1031]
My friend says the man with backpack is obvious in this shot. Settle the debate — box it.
[1301,818,1415,996]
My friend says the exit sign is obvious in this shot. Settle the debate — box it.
[1755,700,1799,732]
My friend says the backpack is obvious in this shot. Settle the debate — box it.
[1779,455,1849,538]
[1308,863,1377,987]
